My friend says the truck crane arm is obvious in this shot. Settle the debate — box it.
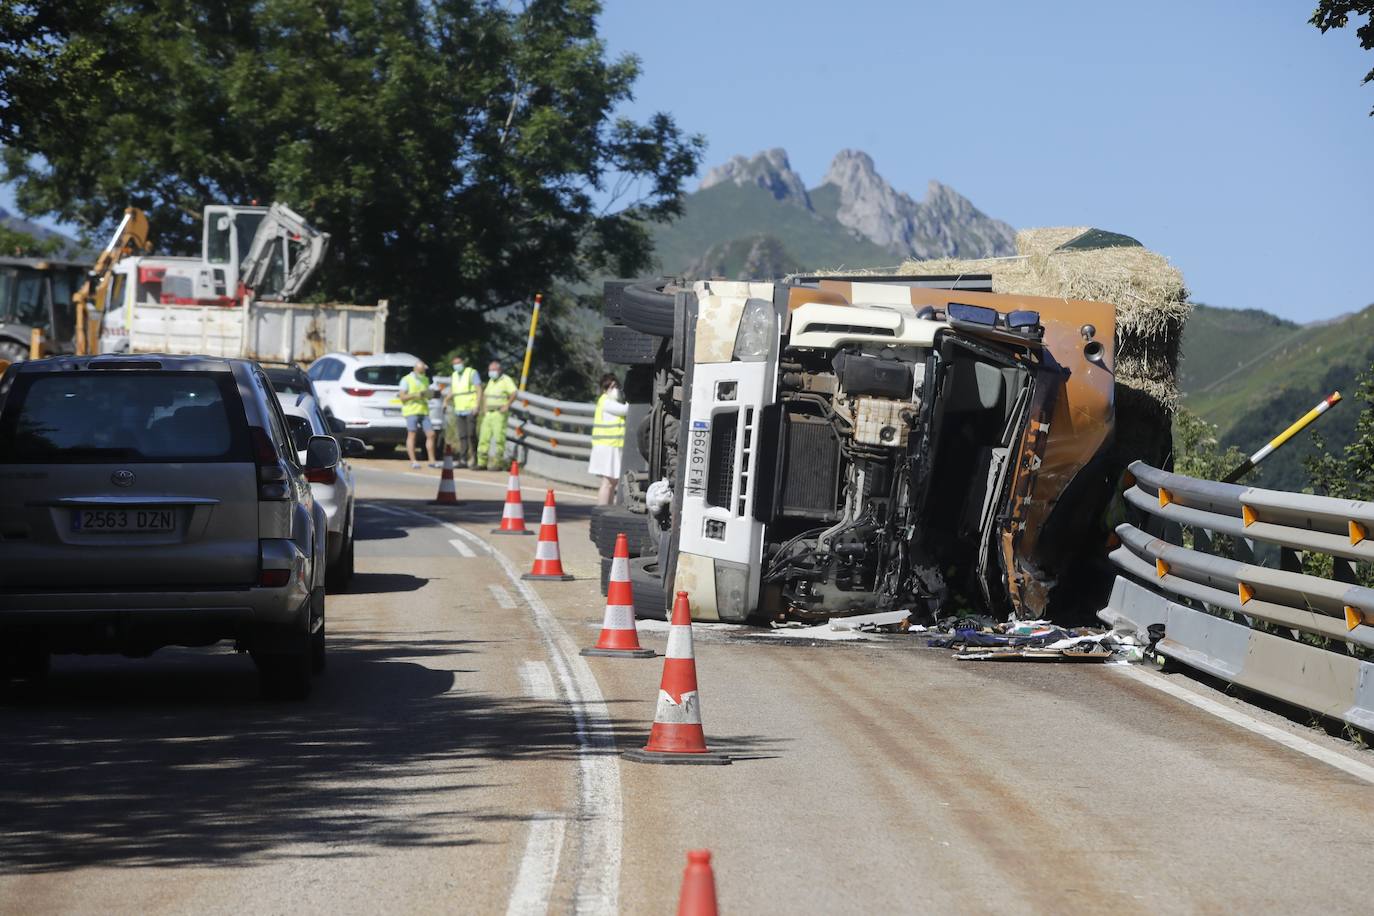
[240,202,331,301]
[73,207,151,354]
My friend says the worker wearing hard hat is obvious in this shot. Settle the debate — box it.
[475,359,517,470]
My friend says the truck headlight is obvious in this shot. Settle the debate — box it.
[732,298,776,362]
[714,560,751,621]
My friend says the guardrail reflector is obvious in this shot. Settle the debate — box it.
[1352,521,1367,546]
[1158,487,1173,508]
[1242,505,1257,527]
[1238,582,1255,605]
[1156,558,1170,578]
[1345,605,1363,631]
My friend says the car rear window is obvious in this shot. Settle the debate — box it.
[354,365,410,386]
[265,369,311,396]
[0,371,251,463]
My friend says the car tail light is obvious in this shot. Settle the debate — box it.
[258,568,291,588]
[251,427,290,501]
[342,387,375,397]
[305,467,337,485]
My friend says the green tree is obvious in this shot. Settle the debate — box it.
[1171,407,1249,481]
[0,225,63,258]
[1311,2,1374,115]
[1305,363,1374,502]
[0,0,703,355]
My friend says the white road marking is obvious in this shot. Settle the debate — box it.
[489,584,517,609]
[385,506,622,913]
[448,537,477,558]
[518,660,558,702]
[1113,665,1374,786]
[505,814,567,916]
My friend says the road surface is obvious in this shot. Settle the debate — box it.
[3,458,1373,914]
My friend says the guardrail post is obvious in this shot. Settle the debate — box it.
[1279,546,1302,575]
[1333,558,1361,586]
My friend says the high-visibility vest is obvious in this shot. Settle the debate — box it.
[450,365,480,412]
[484,373,516,411]
[592,392,625,447]
[399,372,430,417]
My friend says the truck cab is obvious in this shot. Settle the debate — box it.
[0,257,90,364]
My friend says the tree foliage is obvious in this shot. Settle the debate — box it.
[1311,1,1374,115]
[1305,363,1374,502]
[1171,407,1249,482]
[0,225,63,258]
[0,0,703,354]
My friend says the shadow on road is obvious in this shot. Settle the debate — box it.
[344,572,429,594]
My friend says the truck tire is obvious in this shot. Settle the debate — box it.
[620,283,677,338]
[599,556,611,596]
[603,279,633,323]
[589,505,656,557]
[603,324,661,366]
[630,556,669,620]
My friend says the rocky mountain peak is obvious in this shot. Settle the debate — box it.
[700,148,811,209]
[819,150,1015,259]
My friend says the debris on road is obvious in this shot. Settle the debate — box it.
[925,617,1144,662]
[825,610,912,633]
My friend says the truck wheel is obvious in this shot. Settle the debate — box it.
[599,556,611,596]
[621,283,677,337]
[590,505,656,557]
[629,556,669,620]
[603,279,633,323]
[603,324,661,365]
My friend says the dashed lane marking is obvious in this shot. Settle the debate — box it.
[505,813,567,916]
[518,660,558,702]
[489,584,517,610]
[384,506,621,914]
[1112,664,1374,786]
[448,538,477,558]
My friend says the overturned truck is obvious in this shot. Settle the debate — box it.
[594,268,1132,625]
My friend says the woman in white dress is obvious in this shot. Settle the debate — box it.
[588,374,624,505]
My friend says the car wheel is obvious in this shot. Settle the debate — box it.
[371,442,396,454]
[326,515,355,592]
[257,646,312,700]
[620,283,677,337]
[310,585,327,674]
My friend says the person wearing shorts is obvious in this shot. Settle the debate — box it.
[399,360,438,469]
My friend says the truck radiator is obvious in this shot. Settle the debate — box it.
[706,410,738,509]
[778,411,842,520]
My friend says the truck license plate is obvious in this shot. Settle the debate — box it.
[71,509,176,533]
[686,421,710,498]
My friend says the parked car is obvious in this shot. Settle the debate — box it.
[262,362,319,402]
[276,389,363,590]
[0,354,336,699]
[308,351,448,455]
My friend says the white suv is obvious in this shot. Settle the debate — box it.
[307,352,424,452]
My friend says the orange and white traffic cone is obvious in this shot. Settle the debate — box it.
[676,850,720,916]
[623,591,730,765]
[581,533,654,657]
[522,490,574,581]
[431,445,458,505]
[491,461,533,535]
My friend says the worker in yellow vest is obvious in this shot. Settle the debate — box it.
[588,373,625,504]
[476,359,518,470]
[443,354,481,468]
[398,359,438,469]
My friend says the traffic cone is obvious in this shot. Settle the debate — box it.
[676,850,719,916]
[522,490,574,581]
[491,461,533,535]
[623,591,730,765]
[431,445,458,505]
[581,533,655,658]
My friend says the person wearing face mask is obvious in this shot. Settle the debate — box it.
[442,354,481,468]
[588,373,625,505]
[475,359,517,470]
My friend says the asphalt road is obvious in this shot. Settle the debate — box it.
[3,458,1373,914]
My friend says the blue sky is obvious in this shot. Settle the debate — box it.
[5,2,1369,321]
[600,0,1373,321]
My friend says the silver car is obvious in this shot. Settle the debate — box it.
[0,354,336,699]
[278,391,363,590]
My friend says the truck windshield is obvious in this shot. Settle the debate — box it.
[235,212,265,268]
[0,371,251,463]
[206,214,232,264]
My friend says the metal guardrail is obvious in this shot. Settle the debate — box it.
[1100,460,1374,733]
[486,390,627,487]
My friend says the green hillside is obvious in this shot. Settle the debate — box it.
[1180,303,1374,490]
[647,183,896,276]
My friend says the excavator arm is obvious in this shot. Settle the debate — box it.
[239,202,331,301]
[73,208,151,354]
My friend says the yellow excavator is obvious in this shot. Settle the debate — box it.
[72,207,152,355]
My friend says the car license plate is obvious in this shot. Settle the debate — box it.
[71,508,176,533]
[383,408,400,417]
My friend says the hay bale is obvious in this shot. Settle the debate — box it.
[892,227,1190,406]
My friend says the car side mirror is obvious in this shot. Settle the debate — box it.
[327,415,346,434]
[340,436,367,458]
[305,435,340,470]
